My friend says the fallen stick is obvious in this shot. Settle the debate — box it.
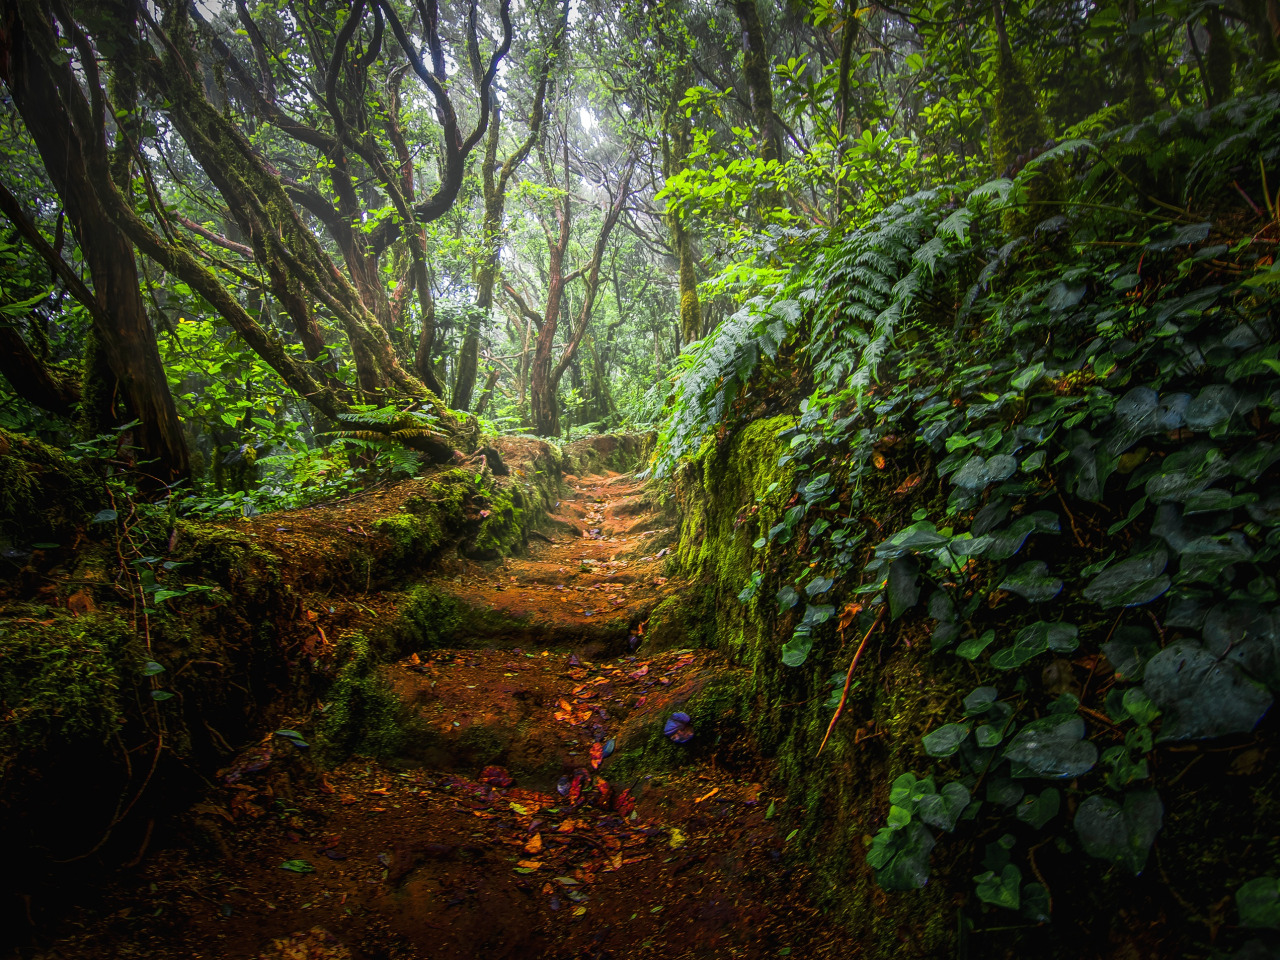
[817,606,886,756]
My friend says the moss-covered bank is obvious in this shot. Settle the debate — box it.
[647,416,960,957]
[0,435,567,940]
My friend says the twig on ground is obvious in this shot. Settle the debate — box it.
[817,606,887,756]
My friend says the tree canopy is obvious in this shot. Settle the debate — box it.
[0,0,1275,500]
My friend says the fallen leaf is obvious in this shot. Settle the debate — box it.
[589,743,604,770]
[525,833,543,854]
[668,828,687,850]
[480,766,514,788]
[517,859,543,870]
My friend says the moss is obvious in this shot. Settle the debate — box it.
[564,433,654,477]
[606,668,751,782]
[644,590,714,651]
[0,428,103,545]
[665,415,796,666]
[666,413,965,955]
[394,585,463,651]
[991,45,1060,237]
[170,520,281,601]
[0,612,137,781]
[467,481,527,560]
[318,633,407,760]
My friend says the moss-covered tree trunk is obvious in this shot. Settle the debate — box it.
[733,0,781,164]
[662,65,703,347]
[3,0,190,483]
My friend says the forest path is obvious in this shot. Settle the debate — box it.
[38,471,843,960]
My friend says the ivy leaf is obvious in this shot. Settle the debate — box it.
[1237,877,1280,929]
[916,782,970,832]
[887,558,920,620]
[1083,551,1170,607]
[1073,789,1163,875]
[1014,788,1061,829]
[780,630,813,668]
[889,772,923,807]
[974,724,1004,748]
[922,723,970,757]
[1106,386,1159,455]
[870,821,935,891]
[1177,533,1253,582]
[999,562,1063,602]
[875,521,949,558]
[805,576,834,596]
[141,661,166,676]
[1004,714,1097,778]
[1011,362,1045,392]
[979,511,1060,561]
[1122,688,1161,726]
[1142,640,1272,741]
[953,454,1017,491]
[1184,384,1246,431]
[91,509,118,524]
[1102,632,1161,681]
[974,864,1022,909]
[1044,280,1086,312]
[801,604,835,627]
[776,585,799,613]
[1022,882,1052,923]
[991,621,1079,670]
[956,629,996,660]
[1203,603,1280,688]
[963,686,999,715]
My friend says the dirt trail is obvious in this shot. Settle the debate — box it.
[432,470,672,647]
[33,471,841,960]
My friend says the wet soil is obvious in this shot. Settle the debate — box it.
[27,471,842,960]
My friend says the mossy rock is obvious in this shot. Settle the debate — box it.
[318,633,411,760]
[0,428,103,547]
[564,433,654,476]
[0,611,137,784]
[604,664,750,781]
[394,585,464,652]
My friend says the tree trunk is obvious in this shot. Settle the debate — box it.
[3,0,189,483]
[1204,5,1234,104]
[662,66,703,346]
[733,0,781,163]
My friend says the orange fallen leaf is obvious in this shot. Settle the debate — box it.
[524,833,543,854]
[894,473,922,494]
[695,786,719,803]
[517,860,543,870]
[589,743,604,770]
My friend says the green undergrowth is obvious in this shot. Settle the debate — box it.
[658,91,1280,957]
